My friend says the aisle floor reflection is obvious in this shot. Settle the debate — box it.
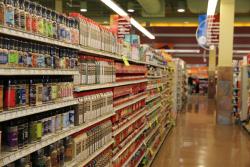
[151,96,250,167]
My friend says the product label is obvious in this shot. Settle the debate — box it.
[26,14,32,31]
[20,12,25,29]
[15,87,21,106]
[27,54,32,67]
[4,87,16,108]
[51,85,57,100]
[36,122,43,139]
[38,18,44,34]
[8,52,18,64]
[7,127,18,149]
[37,55,45,68]
[20,87,26,105]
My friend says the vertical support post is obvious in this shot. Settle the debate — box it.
[208,46,216,98]
[216,0,235,124]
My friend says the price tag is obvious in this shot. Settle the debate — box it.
[122,56,130,66]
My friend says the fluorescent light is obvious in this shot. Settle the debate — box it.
[234,50,250,54]
[100,0,155,39]
[207,0,218,16]
[80,8,87,12]
[177,8,185,13]
[160,49,200,53]
[100,0,128,16]
[127,9,135,13]
[130,18,155,39]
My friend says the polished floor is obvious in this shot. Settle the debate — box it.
[151,96,250,167]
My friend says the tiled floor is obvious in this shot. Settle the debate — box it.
[151,96,250,167]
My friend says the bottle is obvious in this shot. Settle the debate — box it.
[37,4,43,35]
[47,9,53,38]
[19,0,25,30]
[64,136,73,162]
[51,11,58,39]
[8,39,19,66]
[31,2,38,34]
[22,41,28,67]
[5,0,15,28]
[0,37,8,65]
[44,45,51,68]
[17,40,24,67]
[24,0,32,32]
[5,120,18,151]
[0,0,5,25]
[31,42,38,67]
[50,144,58,167]
[4,78,16,109]
[37,44,45,68]
[13,0,20,29]
[59,140,65,166]
[42,6,48,37]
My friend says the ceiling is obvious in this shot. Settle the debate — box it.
[35,0,250,65]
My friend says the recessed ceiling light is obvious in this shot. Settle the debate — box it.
[177,8,185,13]
[80,8,87,12]
[127,9,135,13]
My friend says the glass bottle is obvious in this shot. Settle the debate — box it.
[65,17,70,43]
[59,140,65,166]
[0,0,5,25]
[5,120,18,151]
[24,0,32,32]
[4,78,16,110]
[26,42,32,67]
[5,0,14,27]
[19,0,25,30]
[42,6,48,37]
[17,40,24,67]
[22,41,28,67]
[13,0,20,29]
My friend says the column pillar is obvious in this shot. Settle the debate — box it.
[216,0,235,124]
[55,0,63,13]
[208,46,216,98]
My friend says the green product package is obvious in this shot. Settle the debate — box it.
[36,122,43,139]
[8,52,18,64]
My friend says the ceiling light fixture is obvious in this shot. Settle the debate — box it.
[160,49,201,53]
[207,0,218,16]
[177,8,185,13]
[80,8,87,12]
[127,9,135,13]
[100,0,155,39]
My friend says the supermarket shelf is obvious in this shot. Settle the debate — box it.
[146,94,161,103]
[113,108,147,136]
[0,26,79,49]
[146,103,161,116]
[146,126,173,167]
[0,98,79,122]
[0,68,79,76]
[122,141,145,167]
[147,75,162,79]
[66,140,114,167]
[112,126,146,161]
[0,112,115,166]
[145,62,165,69]
[144,125,160,144]
[134,150,146,167]
[114,94,148,112]
[75,79,148,92]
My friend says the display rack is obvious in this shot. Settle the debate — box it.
[0,1,176,166]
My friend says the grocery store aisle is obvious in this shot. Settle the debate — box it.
[151,96,250,167]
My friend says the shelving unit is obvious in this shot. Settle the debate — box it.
[0,1,177,166]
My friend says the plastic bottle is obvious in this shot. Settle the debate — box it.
[0,0,5,25]
[4,78,16,109]
[37,4,43,35]
[24,0,32,32]
[31,42,38,67]
[47,9,53,38]
[45,45,51,68]
[5,0,15,28]
[19,0,25,30]
[37,44,45,68]
[8,39,19,66]
[31,2,38,34]
[42,6,48,37]
[13,0,20,29]
[51,11,58,39]
[0,37,8,65]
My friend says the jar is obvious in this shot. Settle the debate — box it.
[0,0,5,25]
[4,78,16,110]
[5,0,15,28]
